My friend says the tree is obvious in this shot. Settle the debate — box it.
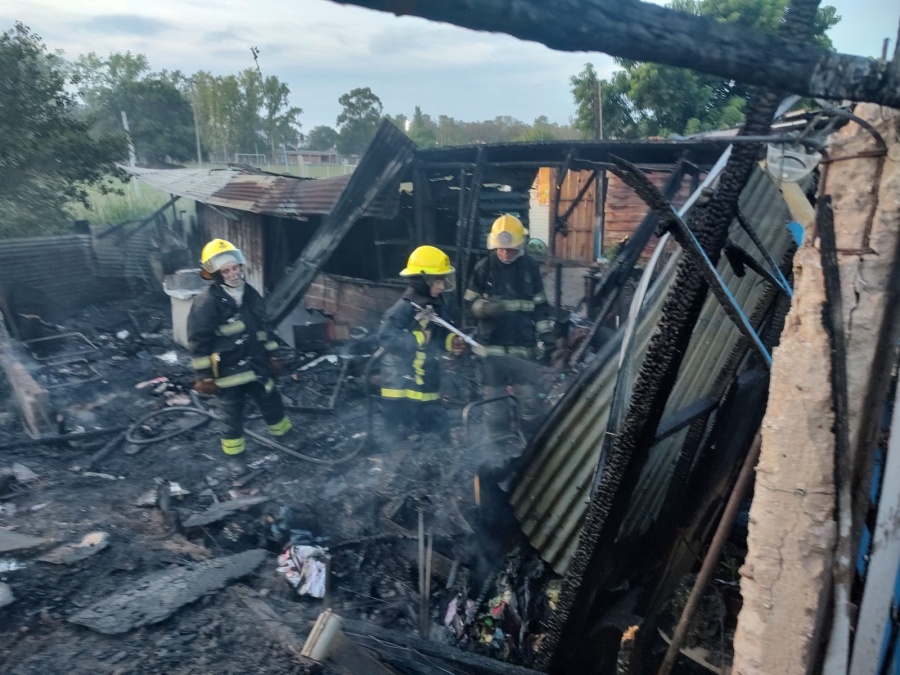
[570,63,601,139]
[91,79,196,165]
[262,74,303,149]
[335,87,383,156]
[331,0,894,108]
[71,50,150,109]
[572,0,840,137]
[307,125,339,151]
[0,24,125,237]
[407,106,438,147]
[513,115,571,142]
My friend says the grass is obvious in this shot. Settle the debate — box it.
[68,179,191,228]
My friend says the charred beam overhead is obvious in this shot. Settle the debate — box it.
[415,139,724,170]
[329,0,900,109]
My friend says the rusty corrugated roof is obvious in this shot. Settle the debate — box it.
[124,167,396,219]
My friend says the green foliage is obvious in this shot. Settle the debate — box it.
[0,23,126,237]
[394,110,576,146]
[307,125,339,151]
[407,107,438,148]
[71,51,150,109]
[572,0,840,138]
[570,63,600,139]
[93,79,196,165]
[261,74,303,152]
[67,179,189,226]
[336,87,383,156]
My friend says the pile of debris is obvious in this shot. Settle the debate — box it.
[0,292,565,674]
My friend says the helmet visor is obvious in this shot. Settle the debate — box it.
[424,273,455,293]
[203,249,245,274]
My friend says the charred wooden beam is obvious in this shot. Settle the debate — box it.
[267,121,416,324]
[328,0,900,109]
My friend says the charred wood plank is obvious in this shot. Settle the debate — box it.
[69,549,267,634]
[267,121,416,324]
[328,0,900,108]
[341,618,545,675]
[180,495,271,528]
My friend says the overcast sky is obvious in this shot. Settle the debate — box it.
[4,0,897,132]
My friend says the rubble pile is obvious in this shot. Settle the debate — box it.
[0,292,565,674]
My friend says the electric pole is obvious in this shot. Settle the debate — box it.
[251,46,277,167]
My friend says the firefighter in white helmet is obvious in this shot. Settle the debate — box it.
[188,239,292,463]
[464,214,552,434]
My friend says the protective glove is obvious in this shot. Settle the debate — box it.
[538,331,556,346]
[451,335,467,356]
[472,298,507,319]
[193,378,219,396]
[267,356,284,377]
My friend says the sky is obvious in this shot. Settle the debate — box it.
[3,0,898,132]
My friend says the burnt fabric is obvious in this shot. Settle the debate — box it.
[377,280,455,427]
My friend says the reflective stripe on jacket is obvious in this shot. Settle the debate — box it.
[377,287,454,402]
[464,253,550,348]
[187,283,278,388]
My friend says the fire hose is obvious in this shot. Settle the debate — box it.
[408,302,486,357]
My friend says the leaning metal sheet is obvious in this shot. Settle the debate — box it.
[511,166,797,574]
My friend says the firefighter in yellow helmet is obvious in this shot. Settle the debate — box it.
[187,239,292,465]
[377,245,464,435]
[463,214,552,435]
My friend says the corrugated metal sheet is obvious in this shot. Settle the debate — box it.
[125,167,398,220]
[0,235,122,319]
[92,225,159,290]
[511,166,796,574]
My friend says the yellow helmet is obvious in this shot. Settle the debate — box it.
[200,239,245,279]
[487,214,527,250]
[400,245,455,277]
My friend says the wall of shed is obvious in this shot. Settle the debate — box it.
[544,167,698,264]
[734,105,900,675]
[603,169,697,260]
[552,169,598,262]
[92,224,165,290]
[0,235,125,326]
[0,227,173,338]
[306,273,403,328]
[198,203,265,293]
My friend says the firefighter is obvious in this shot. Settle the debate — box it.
[464,214,552,434]
[377,245,463,435]
[188,239,292,462]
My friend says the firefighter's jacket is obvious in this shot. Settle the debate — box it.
[187,283,279,388]
[463,253,551,358]
[377,287,455,402]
